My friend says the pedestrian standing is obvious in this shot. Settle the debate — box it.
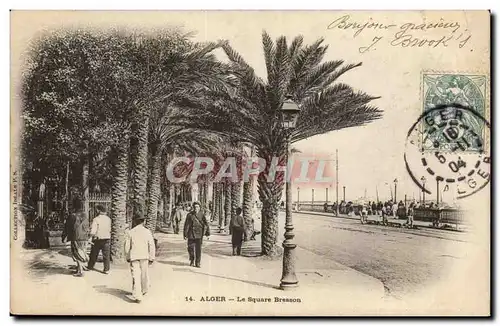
[381,205,388,225]
[172,204,183,235]
[183,202,210,268]
[230,207,245,256]
[124,216,156,303]
[87,205,111,274]
[407,203,415,228]
[360,205,368,224]
[62,198,89,277]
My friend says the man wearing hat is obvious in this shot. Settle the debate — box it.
[124,215,156,303]
[183,201,210,268]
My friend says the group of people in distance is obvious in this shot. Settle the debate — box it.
[322,200,419,228]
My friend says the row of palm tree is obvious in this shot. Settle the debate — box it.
[21,28,382,261]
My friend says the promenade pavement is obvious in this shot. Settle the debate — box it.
[12,222,385,316]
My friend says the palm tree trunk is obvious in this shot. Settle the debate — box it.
[197,182,203,204]
[224,181,232,233]
[202,182,209,207]
[219,184,224,228]
[216,183,224,231]
[243,145,256,240]
[110,133,130,262]
[231,181,241,223]
[242,177,254,240]
[146,143,162,233]
[211,183,217,222]
[132,113,150,219]
[64,161,69,214]
[82,155,90,222]
[257,148,285,257]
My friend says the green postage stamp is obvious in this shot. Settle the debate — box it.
[421,73,489,153]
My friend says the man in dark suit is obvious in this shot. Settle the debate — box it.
[183,202,210,268]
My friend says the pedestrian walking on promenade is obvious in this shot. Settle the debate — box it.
[230,207,245,256]
[172,204,183,235]
[124,216,156,303]
[183,202,210,268]
[406,202,415,228]
[381,205,388,225]
[87,205,111,274]
[62,198,89,277]
[360,205,368,224]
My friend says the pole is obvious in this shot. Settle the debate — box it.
[336,149,339,216]
[423,181,426,205]
[343,186,346,202]
[326,188,329,203]
[312,189,315,205]
[404,194,407,208]
[394,182,397,203]
[281,137,298,289]
[297,187,300,208]
[436,179,440,205]
[64,161,69,214]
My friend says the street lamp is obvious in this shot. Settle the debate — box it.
[280,97,301,290]
[297,187,300,211]
[420,176,426,205]
[393,178,398,203]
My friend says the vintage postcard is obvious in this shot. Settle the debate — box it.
[10,10,490,316]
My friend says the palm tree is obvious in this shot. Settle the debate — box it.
[242,145,256,240]
[130,31,231,222]
[146,120,224,232]
[180,33,382,256]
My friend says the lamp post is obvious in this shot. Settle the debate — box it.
[280,97,301,290]
[393,178,398,203]
[436,179,440,205]
[297,187,300,209]
[420,176,426,205]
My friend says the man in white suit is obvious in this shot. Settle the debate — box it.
[124,216,156,303]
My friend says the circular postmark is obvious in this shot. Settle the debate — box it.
[405,103,490,200]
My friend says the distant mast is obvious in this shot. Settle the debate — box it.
[336,149,339,216]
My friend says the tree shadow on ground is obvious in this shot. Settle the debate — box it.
[157,260,190,267]
[204,239,262,258]
[25,250,76,278]
[93,285,136,303]
[185,270,279,290]
[27,258,74,278]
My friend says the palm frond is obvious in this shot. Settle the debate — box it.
[262,31,275,82]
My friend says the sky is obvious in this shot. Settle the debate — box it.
[10,11,490,205]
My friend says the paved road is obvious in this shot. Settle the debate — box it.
[271,211,473,299]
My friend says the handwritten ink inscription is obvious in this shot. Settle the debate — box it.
[327,15,473,54]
